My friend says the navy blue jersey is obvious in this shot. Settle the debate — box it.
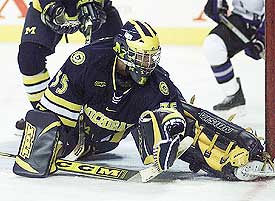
[38,38,186,153]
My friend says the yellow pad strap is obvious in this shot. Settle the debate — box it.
[192,121,203,146]
[221,141,235,163]
[204,134,218,157]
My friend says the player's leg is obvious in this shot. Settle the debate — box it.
[203,14,253,111]
[16,4,63,134]
[18,4,63,108]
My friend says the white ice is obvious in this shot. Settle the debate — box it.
[0,42,274,201]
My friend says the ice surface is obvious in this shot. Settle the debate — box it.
[0,42,274,201]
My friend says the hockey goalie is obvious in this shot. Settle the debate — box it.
[12,19,274,181]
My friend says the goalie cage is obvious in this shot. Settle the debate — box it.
[265,0,275,159]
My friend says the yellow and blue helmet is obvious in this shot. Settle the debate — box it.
[113,20,161,85]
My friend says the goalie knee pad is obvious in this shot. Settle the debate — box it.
[13,110,62,178]
[179,102,264,180]
[131,108,186,171]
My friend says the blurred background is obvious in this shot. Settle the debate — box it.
[0,0,217,45]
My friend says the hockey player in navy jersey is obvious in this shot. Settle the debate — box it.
[13,20,274,181]
[203,0,265,111]
[16,0,122,131]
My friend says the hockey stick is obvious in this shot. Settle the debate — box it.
[0,137,193,182]
[219,14,265,59]
[79,4,93,45]
[219,14,250,43]
[0,151,139,181]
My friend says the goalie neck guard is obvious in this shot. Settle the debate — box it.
[113,20,161,85]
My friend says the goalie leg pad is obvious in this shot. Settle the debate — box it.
[13,110,62,178]
[179,102,265,180]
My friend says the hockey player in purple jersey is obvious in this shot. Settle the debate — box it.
[13,20,274,181]
[203,0,265,111]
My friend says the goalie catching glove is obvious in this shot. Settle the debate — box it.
[41,2,80,34]
[132,108,186,172]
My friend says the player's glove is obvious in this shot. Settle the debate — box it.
[204,0,228,23]
[153,133,181,172]
[245,28,265,60]
[41,2,80,34]
[77,0,107,43]
[138,108,186,172]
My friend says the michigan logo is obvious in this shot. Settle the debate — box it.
[159,81,169,96]
[70,51,86,65]
[25,27,36,35]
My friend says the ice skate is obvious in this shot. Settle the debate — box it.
[213,77,246,111]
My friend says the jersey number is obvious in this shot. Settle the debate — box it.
[50,71,69,94]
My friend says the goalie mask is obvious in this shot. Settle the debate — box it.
[113,20,161,85]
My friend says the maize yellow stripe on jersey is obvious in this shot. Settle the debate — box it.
[59,116,77,127]
[22,70,50,85]
[27,91,45,102]
[44,88,82,112]
[0,25,211,45]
